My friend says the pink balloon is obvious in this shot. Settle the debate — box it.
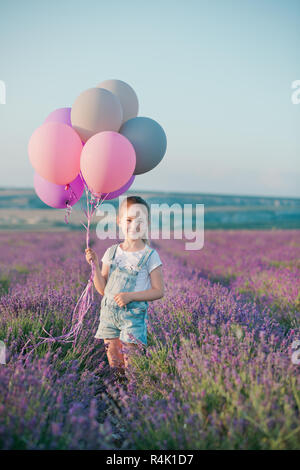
[34,172,84,208]
[28,122,83,185]
[80,131,136,193]
[44,107,85,146]
[96,174,135,200]
[44,107,72,126]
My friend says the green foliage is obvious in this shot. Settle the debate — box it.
[0,274,10,294]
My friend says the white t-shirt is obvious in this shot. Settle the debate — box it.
[101,244,162,292]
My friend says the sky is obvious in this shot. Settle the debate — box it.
[0,0,299,198]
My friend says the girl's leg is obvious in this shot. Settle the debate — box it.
[121,341,139,369]
[104,338,125,371]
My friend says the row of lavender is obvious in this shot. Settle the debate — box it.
[116,232,300,449]
[0,232,117,449]
[157,230,300,329]
[0,230,299,449]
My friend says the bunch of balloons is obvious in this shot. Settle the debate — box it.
[28,79,167,211]
[26,79,167,350]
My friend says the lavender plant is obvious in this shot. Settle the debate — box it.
[0,230,299,449]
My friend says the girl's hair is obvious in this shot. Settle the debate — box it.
[118,196,151,246]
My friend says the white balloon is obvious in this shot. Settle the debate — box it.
[97,79,139,125]
[71,87,123,142]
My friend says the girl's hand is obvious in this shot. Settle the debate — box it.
[114,292,133,308]
[85,248,99,266]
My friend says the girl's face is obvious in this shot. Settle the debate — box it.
[118,203,149,240]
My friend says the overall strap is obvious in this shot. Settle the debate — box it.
[137,247,155,269]
[108,243,119,262]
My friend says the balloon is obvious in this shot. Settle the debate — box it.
[80,131,136,194]
[96,79,138,125]
[44,107,85,145]
[44,107,72,127]
[28,121,83,185]
[98,174,135,200]
[70,88,123,143]
[34,172,84,209]
[119,117,167,175]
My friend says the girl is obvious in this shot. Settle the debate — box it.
[85,196,164,382]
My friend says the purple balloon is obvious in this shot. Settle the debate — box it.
[98,175,135,200]
[44,107,72,127]
[34,172,84,208]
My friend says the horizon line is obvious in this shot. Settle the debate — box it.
[0,186,299,201]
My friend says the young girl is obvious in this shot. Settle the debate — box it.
[85,196,164,381]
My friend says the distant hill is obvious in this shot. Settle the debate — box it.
[0,187,299,230]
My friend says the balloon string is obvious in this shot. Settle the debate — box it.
[23,173,110,356]
[64,183,80,225]
[64,204,72,225]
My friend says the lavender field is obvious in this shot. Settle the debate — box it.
[0,230,299,449]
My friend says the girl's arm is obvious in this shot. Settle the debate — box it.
[93,263,109,296]
[129,266,164,302]
[85,248,108,296]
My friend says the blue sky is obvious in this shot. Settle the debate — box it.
[0,0,299,197]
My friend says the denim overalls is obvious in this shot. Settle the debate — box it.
[94,243,154,347]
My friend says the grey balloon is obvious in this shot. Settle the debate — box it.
[97,79,139,125]
[71,87,123,143]
[119,117,167,175]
